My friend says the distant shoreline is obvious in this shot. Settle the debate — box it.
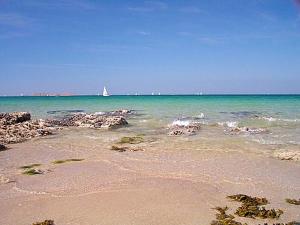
[1,94,300,97]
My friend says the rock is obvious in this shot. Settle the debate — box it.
[0,112,31,125]
[168,123,201,136]
[47,113,128,129]
[110,109,133,116]
[229,127,267,134]
[101,116,128,128]
[0,143,7,151]
[0,112,55,144]
[0,110,130,145]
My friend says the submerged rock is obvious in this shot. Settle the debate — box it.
[274,151,300,162]
[168,123,201,136]
[118,136,144,144]
[229,127,268,134]
[110,109,133,116]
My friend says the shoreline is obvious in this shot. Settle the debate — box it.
[0,126,300,225]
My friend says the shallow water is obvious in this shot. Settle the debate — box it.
[1,95,300,225]
[1,95,300,149]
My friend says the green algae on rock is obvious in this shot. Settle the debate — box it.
[285,198,300,205]
[32,220,55,225]
[22,168,43,175]
[118,136,144,144]
[52,158,84,164]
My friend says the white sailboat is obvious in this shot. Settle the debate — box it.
[103,86,110,96]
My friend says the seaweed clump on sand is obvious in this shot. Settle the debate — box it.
[111,145,127,152]
[19,164,41,169]
[52,158,84,164]
[285,198,300,205]
[32,220,55,225]
[227,194,283,219]
[118,136,144,144]
[258,222,300,225]
[111,145,144,152]
[211,206,247,225]
[22,168,43,175]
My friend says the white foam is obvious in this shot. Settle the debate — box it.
[171,119,191,127]
[218,121,238,128]
[196,113,205,119]
[259,116,299,122]
[261,116,277,122]
[94,112,105,115]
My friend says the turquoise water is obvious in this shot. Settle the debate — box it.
[1,95,300,146]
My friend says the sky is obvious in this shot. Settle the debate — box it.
[0,0,300,95]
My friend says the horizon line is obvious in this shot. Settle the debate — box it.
[1,93,300,97]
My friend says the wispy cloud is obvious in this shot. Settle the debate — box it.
[0,13,33,27]
[128,1,168,12]
[136,31,151,36]
[196,32,300,45]
[179,6,204,14]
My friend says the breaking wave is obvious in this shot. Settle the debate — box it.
[259,116,300,122]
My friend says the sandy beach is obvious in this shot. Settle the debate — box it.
[1,127,299,225]
[2,0,300,224]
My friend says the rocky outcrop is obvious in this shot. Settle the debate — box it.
[0,118,55,144]
[0,112,31,125]
[0,110,130,145]
[168,122,201,136]
[46,113,128,129]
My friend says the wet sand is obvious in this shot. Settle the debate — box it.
[0,128,299,225]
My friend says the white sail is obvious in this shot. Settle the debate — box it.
[103,86,109,96]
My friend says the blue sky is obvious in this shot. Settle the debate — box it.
[0,0,300,95]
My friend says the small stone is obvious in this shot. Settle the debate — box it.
[0,143,7,151]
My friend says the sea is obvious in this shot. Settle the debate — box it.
[1,95,300,152]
